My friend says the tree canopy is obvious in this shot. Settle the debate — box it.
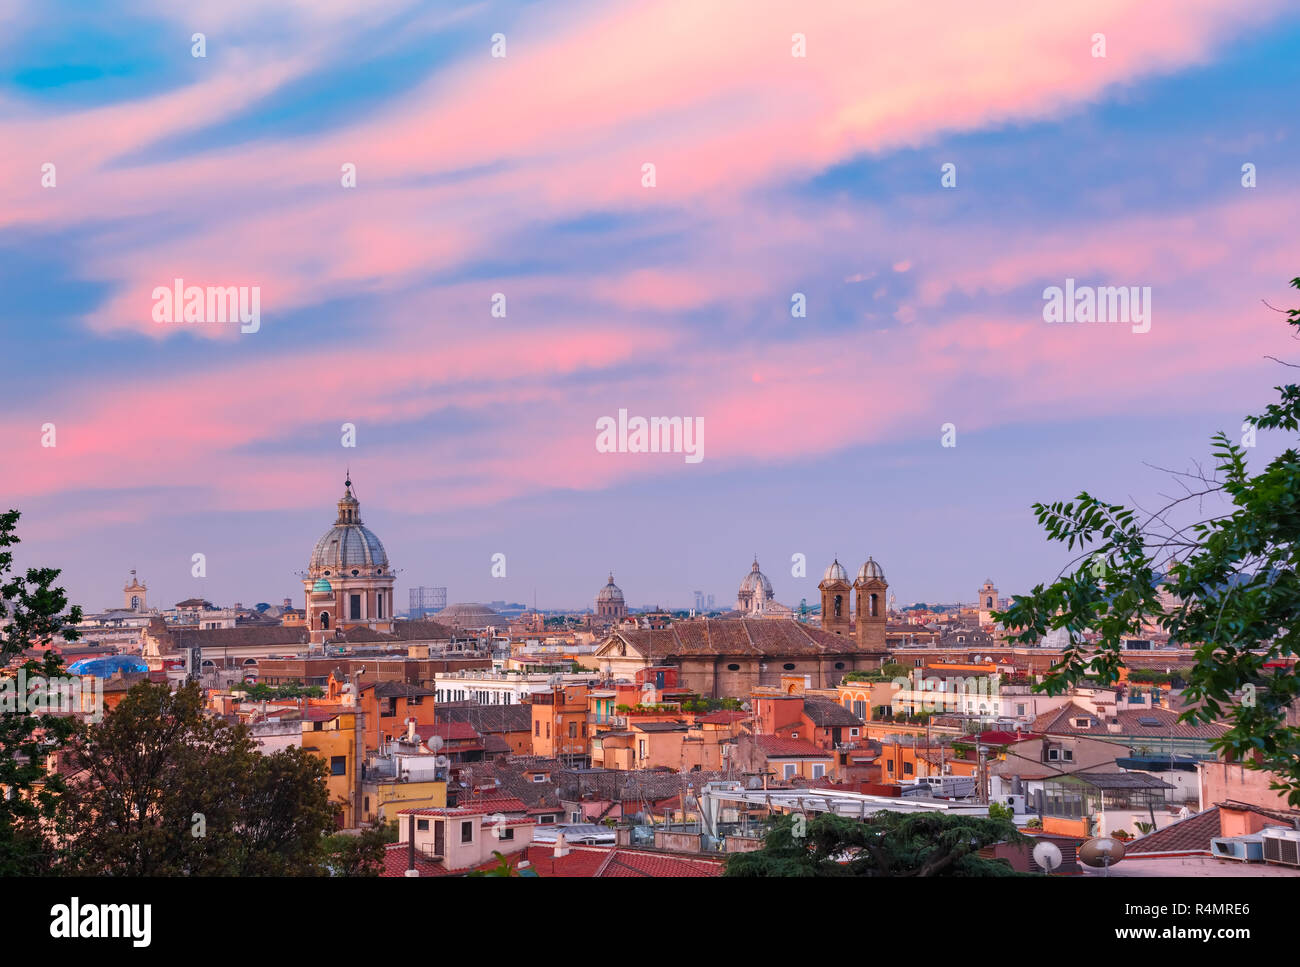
[997,277,1300,804]
[724,811,1027,877]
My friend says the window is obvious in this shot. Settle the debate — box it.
[496,827,515,841]
[531,774,546,783]
[377,594,384,619]
[903,761,914,775]
[330,756,347,776]
[727,663,740,671]
[783,764,796,780]
[545,723,550,739]
[853,701,866,720]
[886,760,894,773]
[1063,749,1074,762]
[364,797,370,813]
[1048,748,1060,761]
[850,728,859,738]
[568,722,577,739]
[1073,718,1091,728]
[1016,704,1026,716]
[461,821,473,844]
[320,612,330,630]
[812,763,825,779]
[538,814,555,824]
[783,663,796,671]
[535,721,540,736]
[350,594,362,620]
[571,811,581,823]
[417,819,429,831]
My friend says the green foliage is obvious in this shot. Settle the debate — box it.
[987,802,1014,821]
[60,680,336,875]
[0,510,81,876]
[323,821,396,876]
[236,680,324,700]
[996,277,1300,804]
[724,810,1028,877]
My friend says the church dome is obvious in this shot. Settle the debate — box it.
[821,559,849,584]
[597,574,624,604]
[856,557,886,583]
[311,578,333,594]
[436,602,508,631]
[739,558,774,598]
[309,476,389,575]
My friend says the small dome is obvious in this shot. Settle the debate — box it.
[821,559,849,584]
[312,578,333,593]
[597,574,625,604]
[856,557,886,583]
[739,558,774,597]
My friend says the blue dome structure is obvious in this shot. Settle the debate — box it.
[66,655,149,678]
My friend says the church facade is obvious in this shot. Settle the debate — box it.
[816,556,889,652]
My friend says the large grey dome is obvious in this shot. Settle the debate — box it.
[310,525,388,572]
[597,574,625,604]
[309,476,389,574]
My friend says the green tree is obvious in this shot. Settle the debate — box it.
[724,811,1026,877]
[0,510,82,876]
[323,820,397,876]
[997,277,1300,804]
[60,681,335,874]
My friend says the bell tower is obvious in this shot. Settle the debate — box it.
[124,570,147,612]
[818,559,852,635]
[854,557,888,653]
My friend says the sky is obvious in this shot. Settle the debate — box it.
[2,0,1299,614]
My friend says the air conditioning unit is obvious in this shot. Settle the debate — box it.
[1261,827,1300,867]
[1210,834,1264,862]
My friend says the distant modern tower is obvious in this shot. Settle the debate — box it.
[123,570,147,612]
[409,586,448,618]
[854,557,888,652]
[818,559,852,635]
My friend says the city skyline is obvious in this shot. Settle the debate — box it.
[4,2,1300,619]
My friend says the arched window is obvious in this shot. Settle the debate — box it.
[869,593,879,617]
[833,594,843,618]
[321,612,331,630]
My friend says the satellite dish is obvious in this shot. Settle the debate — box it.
[1079,837,1126,868]
[435,755,450,768]
[426,735,445,753]
[1032,840,1062,872]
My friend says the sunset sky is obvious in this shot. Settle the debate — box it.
[3,0,1299,612]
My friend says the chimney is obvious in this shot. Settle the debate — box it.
[553,831,570,858]
[405,813,418,877]
[406,717,417,743]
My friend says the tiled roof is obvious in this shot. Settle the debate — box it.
[1032,702,1226,740]
[802,696,863,727]
[436,702,532,733]
[698,710,746,724]
[755,735,833,759]
[416,722,480,742]
[367,680,434,698]
[169,626,310,649]
[1126,807,1222,855]
[604,618,877,661]
[515,845,724,877]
